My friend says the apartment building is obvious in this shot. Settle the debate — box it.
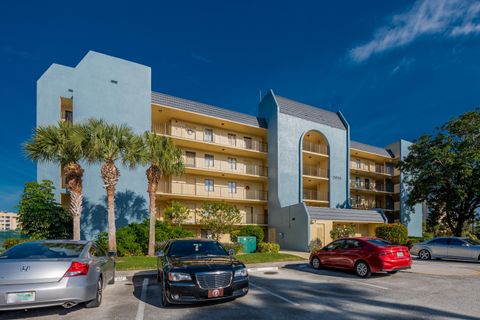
[0,212,18,231]
[36,51,422,250]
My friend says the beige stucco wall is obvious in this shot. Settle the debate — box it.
[309,220,382,247]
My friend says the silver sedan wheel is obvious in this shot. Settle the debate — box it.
[419,249,431,260]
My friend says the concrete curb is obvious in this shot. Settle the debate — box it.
[115,260,307,282]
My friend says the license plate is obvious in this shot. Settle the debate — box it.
[397,252,404,257]
[207,288,224,298]
[7,292,35,304]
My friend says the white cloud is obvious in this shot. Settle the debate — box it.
[350,0,480,62]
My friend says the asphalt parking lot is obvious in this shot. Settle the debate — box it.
[2,259,480,320]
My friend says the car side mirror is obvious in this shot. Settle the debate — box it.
[228,249,235,256]
[156,250,165,257]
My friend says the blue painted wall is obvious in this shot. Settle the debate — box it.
[37,51,151,239]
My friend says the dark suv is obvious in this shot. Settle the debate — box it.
[156,239,249,306]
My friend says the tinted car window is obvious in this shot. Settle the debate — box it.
[367,239,391,247]
[464,239,480,245]
[326,240,345,250]
[89,245,106,257]
[345,240,362,249]
[449,238,465,246]
[168,241,228,257]
[428,238,449,245]
[0,242,85,259]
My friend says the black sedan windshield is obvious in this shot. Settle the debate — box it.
[168,241,228,257]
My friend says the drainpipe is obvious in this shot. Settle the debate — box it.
[337,111,350,209]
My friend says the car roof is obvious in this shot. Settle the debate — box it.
[169,238,217,243]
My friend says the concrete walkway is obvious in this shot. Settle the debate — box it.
[280,250,311,260]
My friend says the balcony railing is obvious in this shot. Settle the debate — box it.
[350,181,394,193]
[159,181,268,201]
[181,212,267,225]
[303,189,329,201]
[185,161,267,177]
[303,166,328,178]
[153,122,268,152]
[302,141,328,155]
[351,162,394,176]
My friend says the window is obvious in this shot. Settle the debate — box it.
[355,195,361,205]
[345,240,362,249]
[355,176,360,188]
[64,110,73,123]
[204,179,214,192]
[228,181,236,193]
[0,242,85,259]
[89,245,106,258]
[244,136,253,149]
[186,151,196,167]
[367,239,392,247]
[326,240,345,250]
[228,157,237,170]
[168,240,228,257]
[355,159,361,169]
[428,238,449,245]
[228,133,236,146]
[204,128,214,142]
[449,238,465,246]
[365,178,370,190]
[204,154,214,168]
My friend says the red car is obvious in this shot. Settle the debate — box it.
[309,237,412,278]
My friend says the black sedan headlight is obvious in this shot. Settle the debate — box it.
[168,272,192,282]
[234,267,248,278]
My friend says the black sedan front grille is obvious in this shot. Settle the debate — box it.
[195,271,233,289]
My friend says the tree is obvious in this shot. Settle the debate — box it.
[82,119,143,253]
[139,133,184,256]
[23,121,84,240]
[199,202,242,240]
[164,200,190,228]
[330,224,356,240]
[17,180,72,239]
[398,110,480,236]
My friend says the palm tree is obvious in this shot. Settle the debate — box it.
[24,121,85,240]
[140,132,184,256]
[82,119,143,253]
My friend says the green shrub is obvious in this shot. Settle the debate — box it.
[221,242,244,254]
[330,224,356,240]
[309,238,323,253]
[234,225,264,243]
[375,224,408,245]
[256,242,280,253]
[95,220,194,256]
[230,229,241,243]
[3,238,31,250]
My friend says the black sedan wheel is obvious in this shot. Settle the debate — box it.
[161,279,171,307]
[418,249,431,260]
[85,278,103,308]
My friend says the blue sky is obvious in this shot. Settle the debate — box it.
[1,0,480,212]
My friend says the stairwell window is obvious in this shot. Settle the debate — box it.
[204,179,214,192]
[228,181,237,194]
[205,154,214,168]
[204,128,214,142]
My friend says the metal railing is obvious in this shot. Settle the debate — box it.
[302,141,328,155]
[184,161,267,177]
[303,166,328,178]
[350,181,394,192]
[182,212,267,225]
[159,181,268,201]
[303,189,329,201]
[153,122,268,152]
[351,162,394,176]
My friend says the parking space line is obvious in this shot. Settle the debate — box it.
[334,278,389,290]
[250,282,300,306]
[135,278,149,320]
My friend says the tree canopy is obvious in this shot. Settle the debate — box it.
[199,202,242,240]
[398,110,480,236]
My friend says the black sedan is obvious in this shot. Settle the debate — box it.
[156,239,249,306]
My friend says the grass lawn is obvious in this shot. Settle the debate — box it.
[116,253,305,271]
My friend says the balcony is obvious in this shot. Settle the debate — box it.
[303,189,329,202]
[153,122,268,153]
[350,181,394,193]
[158,181,268,202]
[303,166,328,179]
[350,162,394,176]
[181,212,267,225]
[302,141,328,156]
[184,161,267,178]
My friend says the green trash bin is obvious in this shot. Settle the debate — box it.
[238,236,257,253]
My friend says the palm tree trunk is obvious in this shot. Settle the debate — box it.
[64,162,84,241]
[147,165,161,257]
[148,190,156,256]
[101,160,120,253]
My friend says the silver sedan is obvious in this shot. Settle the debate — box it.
[0,240,115,311]
[410,237,480,261]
